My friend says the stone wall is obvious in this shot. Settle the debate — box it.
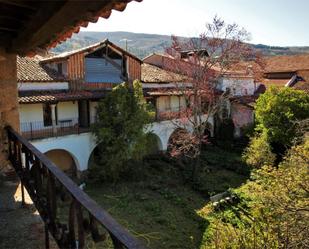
[0,49,19,169]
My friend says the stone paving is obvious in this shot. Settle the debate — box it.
[0,179,57,249]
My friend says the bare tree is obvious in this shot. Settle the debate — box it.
[161,16,264,181]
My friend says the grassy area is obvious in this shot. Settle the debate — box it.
[85,146,250,248]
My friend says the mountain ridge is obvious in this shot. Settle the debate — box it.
[51,31,309,59]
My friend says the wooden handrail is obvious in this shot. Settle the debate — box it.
[6,126,145,249]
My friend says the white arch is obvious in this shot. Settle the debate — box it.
[44,148,79,172]
[146,115,215,151]
[146,132,164,151]
[31,132,97,171]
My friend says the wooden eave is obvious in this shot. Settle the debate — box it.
[41,39,142,64]
[0,0,142,55]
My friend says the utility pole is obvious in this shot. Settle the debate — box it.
[119,38,132,51]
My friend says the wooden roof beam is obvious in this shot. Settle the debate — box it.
[9,0,142,54]
[0,27,18,32]
[11,0,120,54]
[0,0,37,10]
[0,14,27,22]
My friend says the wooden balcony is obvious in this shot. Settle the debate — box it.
[20,118,94,141]
[6,127,146,249]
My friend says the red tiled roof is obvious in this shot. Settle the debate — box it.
[265,54,309,73]
[19,91,105,104]
[141,63,187,83]
[17,56,66,82]
[260,78,289,87]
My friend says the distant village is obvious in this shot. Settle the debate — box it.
[16,38,308,176]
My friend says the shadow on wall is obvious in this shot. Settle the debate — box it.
[44,149,78,179]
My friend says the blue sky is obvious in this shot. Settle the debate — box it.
[82,0,309,46]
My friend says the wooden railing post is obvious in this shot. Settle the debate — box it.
[6,127,146,249]
[30,122,33,140]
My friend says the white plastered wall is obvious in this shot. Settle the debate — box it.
[57,101,78,121]
[19,103,44,123]
[32,132,97,171]
[218,77,255,96]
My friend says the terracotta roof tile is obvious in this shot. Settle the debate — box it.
[261,78,289,87]
[19,91,105,104]
[17,56,66,82]
[141,63,186,83]
[265,54,309,72]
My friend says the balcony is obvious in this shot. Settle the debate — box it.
[20,117,96,140]
[6,127,145,249]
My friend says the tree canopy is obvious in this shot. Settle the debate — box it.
[255,87,309,146]
[90,81,153,181]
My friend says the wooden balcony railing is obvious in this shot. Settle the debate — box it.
[20,117,97,140]
[7,127,146,249]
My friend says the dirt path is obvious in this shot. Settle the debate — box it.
[0,179,58,249]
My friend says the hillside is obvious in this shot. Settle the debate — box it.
[51,31,309,59]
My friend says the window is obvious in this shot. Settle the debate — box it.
[43,104,57,127]
[163,96,171,111]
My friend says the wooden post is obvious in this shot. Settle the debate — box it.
[0,49,19,166]
[30,122,33,140]
[50,104,57,136]
[45,223,50,249]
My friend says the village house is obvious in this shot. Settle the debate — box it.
[17,40,214,177]
[17,40,143,176]
[261,54,309,92]
[143,53,259,137]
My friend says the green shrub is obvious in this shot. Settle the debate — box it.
[90,81,152,182]
[242,134,276,168]
[255,87,309,146]
[200,137,309,249]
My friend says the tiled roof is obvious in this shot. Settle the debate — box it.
[19,91,106,104]
[265,54,309,72]
[260,78,289,87]
[141,63,186,83]
[42,39,142,63]
[17,56,66,82]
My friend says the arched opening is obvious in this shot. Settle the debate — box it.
[87,143,107,181]
[145,133,163,154]
[44,149,77,178]
[167,128,191,154]
[200,122,213,140]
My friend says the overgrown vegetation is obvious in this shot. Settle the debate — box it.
[255,87,309,146]
[90,81,153,182]
[242,134,276,168]
[199,137,309,249]
[86,147,249,248]
[201,88,309,248]
[243,87,309,166]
